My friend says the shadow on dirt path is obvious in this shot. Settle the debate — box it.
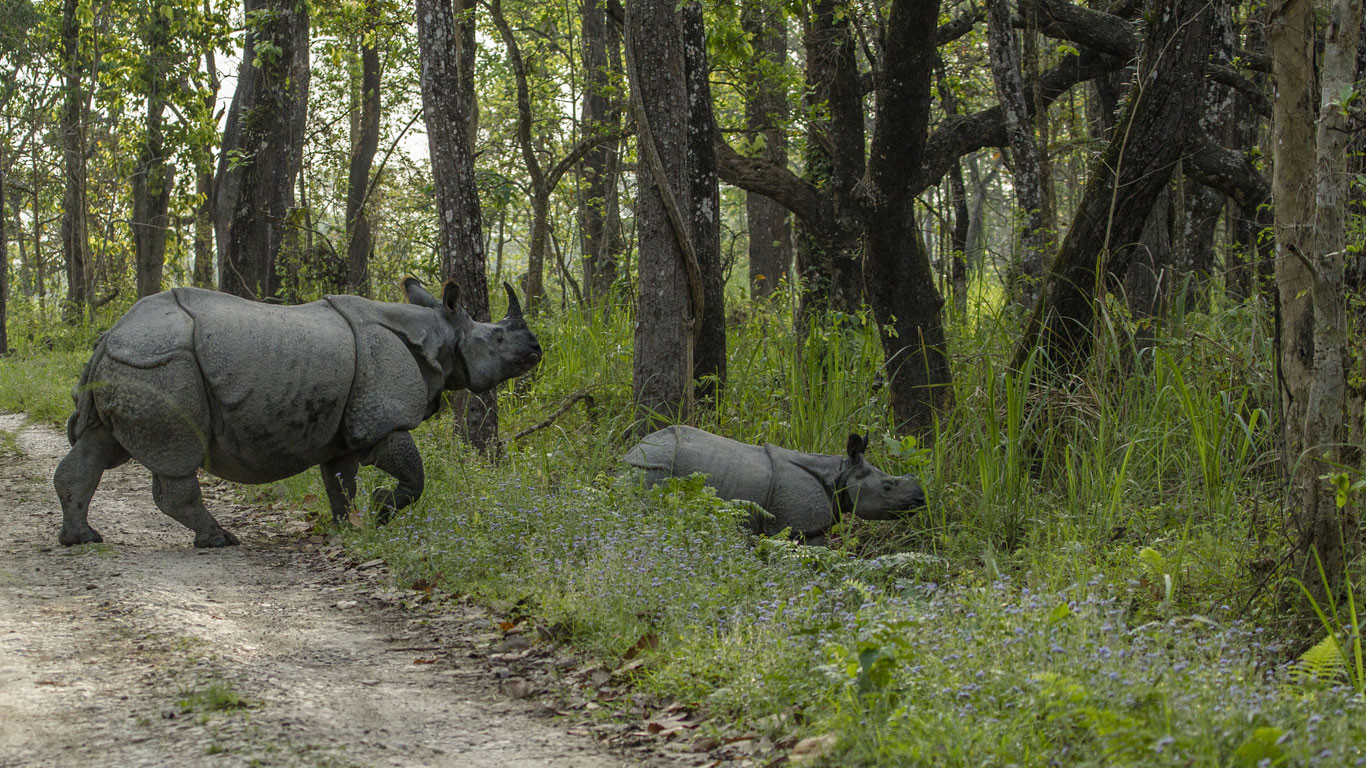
[0,413,670,768]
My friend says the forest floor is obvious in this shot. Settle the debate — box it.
[0,413,701,768]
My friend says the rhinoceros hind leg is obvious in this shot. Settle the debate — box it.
[55,426,129,546]
[367,431,423,526]
[151,474,239,548]
[320,454,360,525]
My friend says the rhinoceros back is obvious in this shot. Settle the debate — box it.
[172,288,356,479]
[626,426,773,506]
[625,426,837,537]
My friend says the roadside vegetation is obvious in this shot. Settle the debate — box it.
[5,282,1362,767]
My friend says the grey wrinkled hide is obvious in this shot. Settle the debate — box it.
[55,279,541,548]
[624,426,925,544]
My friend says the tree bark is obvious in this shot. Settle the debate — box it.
[1268,0,1363,610]
[626,0,698,427]
[193,38,219,290]
[859,0,952,438]
[579,0,623,303]
[344,0,380,297]
[682,1,725,406]
[935,60,972,316]
[797,0,865,320]
[743,2,790,299]
[1122,185,1173,355]
[1,156,8,356]
[1013,0,1214,375]
[59,0,90,314]
[132,6,173,299]
[417,0,499,451]
[218,0,310,302]
[987,0,1050,309]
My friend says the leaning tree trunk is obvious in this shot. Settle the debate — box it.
[626,0,700,428]
[682,0,726,406]
[1013,0,1214,376]
[192,4,218,289]
[59,0,90,315]
[132,5,173,299]
[218,0,310,302]
[743,2,791,299]
[859,0,951,439]
[1268,0,1363,612]
[343,0,381,297]
[417,0,499,451]
[987,0,1051,310]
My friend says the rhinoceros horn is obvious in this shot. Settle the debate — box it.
[503,282,524,321]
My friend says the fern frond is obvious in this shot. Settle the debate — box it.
[1293,633,1348,684]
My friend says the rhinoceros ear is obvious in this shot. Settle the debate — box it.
[846,433,867,461]
[441,280,462,313]
[403,277,440,309]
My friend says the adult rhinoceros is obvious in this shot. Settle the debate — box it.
[55,278,541,548]
[625,425,925,545]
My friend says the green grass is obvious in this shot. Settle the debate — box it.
[4,287,1363,766]
[176,679,255,714]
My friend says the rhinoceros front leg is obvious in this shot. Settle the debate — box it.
[366,431,424,526]
[320,454,360,525]
[55,425,130,546]
[151,474,240,548]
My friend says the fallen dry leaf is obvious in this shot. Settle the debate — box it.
[498,678,536,699]
[623,632,659,660]
[789,733,838,764]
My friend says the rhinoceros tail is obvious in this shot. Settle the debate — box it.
[67,334,108,446]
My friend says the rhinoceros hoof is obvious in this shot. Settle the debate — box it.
[58,526,104,546]
[193,528,240,548]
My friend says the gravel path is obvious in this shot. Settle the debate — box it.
[0,413,674,768]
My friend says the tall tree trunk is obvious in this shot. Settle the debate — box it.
[194,29,219,290]
[344,0,380,297]
[218,0,310,302]
[1,156,8,356]
[935,60,972,317]
[797,0,864,320]
[987,0,1050,310]
[132,6,173,299]
[417,0,499,450]
[859,0,951,438]
[1122,185,1174,355]
[626,0,698,427]
[59,0,90,315]
[1346,11,1366,466]
[1013,0,1214,376]
[1268,0,1363,610]
[1226,20,1269,301]
[682,1,725,406]
[579,0,623,303]
[743,2,790,299]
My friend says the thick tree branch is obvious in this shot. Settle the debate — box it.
[917,49,1125,195]
[1184,138,1270,211]
[546,125,635,191]
[1206,63,1272,117]
[713,125,827,231]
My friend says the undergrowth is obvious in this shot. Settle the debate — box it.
[2,285,1362,766]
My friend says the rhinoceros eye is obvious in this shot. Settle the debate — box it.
[883,481,894,491]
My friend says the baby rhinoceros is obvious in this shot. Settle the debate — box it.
[55,278,541,548]
[625,426,925,545]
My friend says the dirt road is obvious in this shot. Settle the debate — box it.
[0,413,671,768]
